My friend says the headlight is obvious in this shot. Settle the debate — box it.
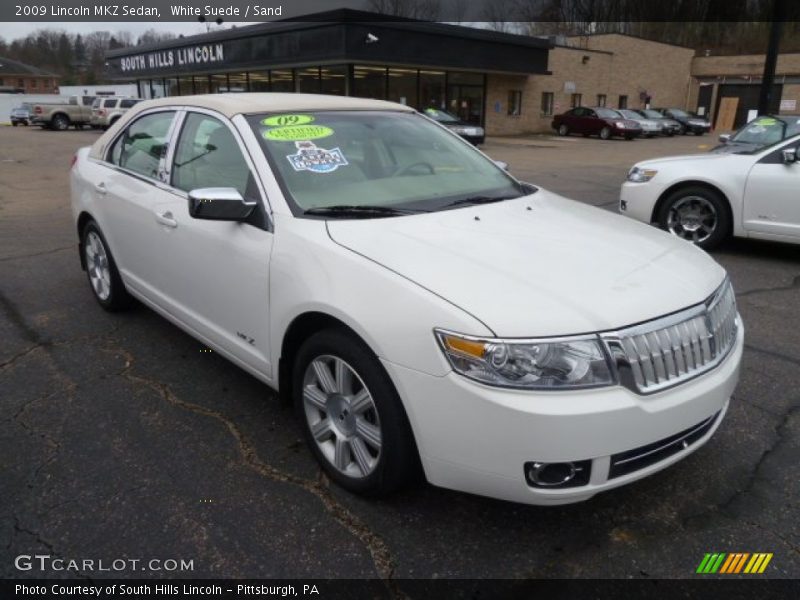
[627,166,658,183]
[434,330,615,390]
[615,121,626,128]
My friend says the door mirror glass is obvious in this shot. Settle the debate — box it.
[188,188,256,221]
[781,147,798,164]
[718,134,731,143]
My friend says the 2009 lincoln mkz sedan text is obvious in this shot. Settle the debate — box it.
[70,94,743,505]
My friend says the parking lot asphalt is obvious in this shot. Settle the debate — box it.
[1,125,798,584]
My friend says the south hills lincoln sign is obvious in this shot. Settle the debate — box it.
[119,43,225,73]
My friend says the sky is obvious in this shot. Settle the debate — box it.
[0,22,255,43]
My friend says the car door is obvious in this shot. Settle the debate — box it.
[148,109,274,376]
[583,108,602,134]
[97,109,180,293]
[742,138,800,239]
[565,107,585,133]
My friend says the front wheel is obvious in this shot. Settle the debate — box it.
[293,329,420,496]
[600,126,612,140]
[694,130,704,136]
[81,221,134,311]
[658,186,730,250]
[557,124,569,136]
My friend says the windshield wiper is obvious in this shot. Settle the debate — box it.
[443,195,521,209]
[303,205,422,218]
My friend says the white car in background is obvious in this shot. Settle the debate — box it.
[621,133,800,249]
[70,94,742,506]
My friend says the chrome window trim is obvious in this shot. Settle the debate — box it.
[93,105,273,232]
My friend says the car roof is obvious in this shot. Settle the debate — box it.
[128,93,415,118]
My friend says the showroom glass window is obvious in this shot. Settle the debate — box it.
[108,111,176,180]
[228,73,248,92]
[171,113,253,200]
[296,67,321,93]
[353,66,387,99]
[320,65,348,95]
[270,69,294,92]
[249,71,270,92]
[420,70,446,109]
[211,74,228,93]
[194,76,210,95]
[388,68,418,108]
[540,92,554,116]
[178,76,194,95]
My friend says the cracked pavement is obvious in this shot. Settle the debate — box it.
[0,127,798,583]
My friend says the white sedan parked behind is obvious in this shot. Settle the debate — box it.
[71,94,743,505]
[620,133,800,249]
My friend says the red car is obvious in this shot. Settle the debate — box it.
[552,107,642,140]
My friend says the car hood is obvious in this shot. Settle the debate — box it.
[326,192,725,336]
[709,142,761,154]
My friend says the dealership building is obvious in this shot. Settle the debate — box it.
[105,9,800,134]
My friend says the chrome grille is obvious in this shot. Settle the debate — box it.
[602,280,738,394]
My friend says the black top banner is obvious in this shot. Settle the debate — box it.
[1,0,798,22]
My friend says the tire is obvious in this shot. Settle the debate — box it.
[600,126,612,140]
[694,130,704,136]
[657,186,731,250]
[81,221,134,311]
[625,135,635,140]
[666,130,675,137]
[51,113,70,131]
[12,122,18,127]
[557,124,569,136]
[679,126,688,135]
[293,328,420,496]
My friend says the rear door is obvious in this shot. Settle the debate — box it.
[96,109,180,292]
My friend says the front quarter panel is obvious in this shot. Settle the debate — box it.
[269,213,494,382]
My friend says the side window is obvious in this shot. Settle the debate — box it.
[171,113,255,200]
[120,99,137,109]
[104,99,116,108]
[109,111,176,180]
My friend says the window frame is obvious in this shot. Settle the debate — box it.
[105,108,181,184]
[540,92,554,117]
[507,90,523,116]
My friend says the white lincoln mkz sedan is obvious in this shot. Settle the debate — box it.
[71,94,743,505]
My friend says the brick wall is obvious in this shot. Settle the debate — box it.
[484,34,695,136]
[691,53,800,77]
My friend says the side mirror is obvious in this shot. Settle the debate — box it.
[188,188,256,221]
[781,147,798,165]
[494,160,510,171]
[718,134,731,143]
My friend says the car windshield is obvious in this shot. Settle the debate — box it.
[617,110,641,120]
[595,108,622,119]
[640,109,663,119]
[729,116,799,148]
[422,108,460,123]
[248,110,523,217]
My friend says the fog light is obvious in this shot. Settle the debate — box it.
[524,460,591,489]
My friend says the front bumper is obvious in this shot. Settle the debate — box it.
[619,179,665,224]
[383,323,743,505]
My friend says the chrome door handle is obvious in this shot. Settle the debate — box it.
[95,182,107,195]
[154,210,178,228]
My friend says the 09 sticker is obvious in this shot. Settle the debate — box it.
[261,114,315,127]
[286,141,348,174]
[264,125,334,142]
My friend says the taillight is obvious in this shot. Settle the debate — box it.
[99,109,106,116]
[70,154,78,169]
[34,106,42,114]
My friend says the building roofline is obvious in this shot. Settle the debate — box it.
[0,56,59,76]
[107,8,553,58]
[552,44,613,56]
[565,32,695,50]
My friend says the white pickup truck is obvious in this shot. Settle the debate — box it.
[31,95,96,130]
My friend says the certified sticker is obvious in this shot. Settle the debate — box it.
[286,141,348,174]
[261,114,315,127]
[264,125,334,141]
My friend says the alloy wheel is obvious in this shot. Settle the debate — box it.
[302,355,382,478]
[85,231,112,300]
[667,195,718,244]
